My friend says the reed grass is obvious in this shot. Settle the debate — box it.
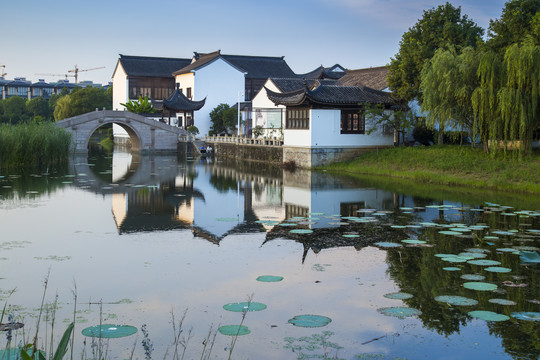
[0,123,71,170]
[323,145,540,194]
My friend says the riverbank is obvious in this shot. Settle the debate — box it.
[323,145,540,195]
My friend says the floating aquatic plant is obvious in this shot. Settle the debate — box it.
[463,282,497,291]
[467,259,501,266]
[401,239,426,244]
[216,217,238,222]
[288,315,332,328]
[256,275,284,282]
[342,234,360,238]
[484,267,512,273]
[434,295,478,306]
[511,312,540,321]
[289,229,313,234]
[81,324,137,338]
[519,251,540,264]
[443,267,461,271]
[218,325,250,336]
[377,307,421,319]
[223,302,267,312]
[468,310,509,322]
[461,274,485,281]
[441,257,468,263]
[383,292,413,300]
[488,299,517,306]
[373,242,402,248]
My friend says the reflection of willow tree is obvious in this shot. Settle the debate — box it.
[385,224,540,359]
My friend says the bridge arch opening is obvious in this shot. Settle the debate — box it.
[86,121,142,152]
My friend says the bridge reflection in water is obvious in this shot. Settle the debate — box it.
[70,152,407,259]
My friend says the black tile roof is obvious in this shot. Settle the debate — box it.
[296,64,346,80]
[338,66,389,91]
[266,84,404,109]
[172,50,296,79]
[270,78,338,92]
[119,55,191,77]
[162,86,206,111]
[172,51,222,75]
[222,54,296,79]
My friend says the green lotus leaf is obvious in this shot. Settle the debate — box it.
[374,242,402,248]
[467,259,501,266]
[468,310,509,322]
[383,292,413,300]
[435,295,478,306]
[460,274,485,281]
[218,325,250,336]
[256,275,284,282]
[81,324,137,338]
[463,282,497,291]
[488,298,517,306]
[288,314,332,328]
[223,302,267,312]
[511,312,540,321]
[289,229,313,234]
[443,267,461,271]
[484,267,512,273]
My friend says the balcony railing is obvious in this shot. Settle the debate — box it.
[204,134,283,147]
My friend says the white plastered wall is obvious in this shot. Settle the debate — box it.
[251,80,285,138]
[175,58,245,137]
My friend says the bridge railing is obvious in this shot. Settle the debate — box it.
[204,135,284,147]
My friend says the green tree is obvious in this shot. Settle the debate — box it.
[209,103,238,135]
[26,97,51,121]
[53,96,72,121]
[2,96,29,124]
[387,2,484,102]
[121,95,157,114]
[487,0,540,52]
[365,105,414,145]
[53,87,112,121]
[420,47,480,144]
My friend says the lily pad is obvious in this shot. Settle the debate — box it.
[463,282,497,291]
[377,307,421,319]
[439,231,462,236]
[218,325,250,336]
[223,302,267,312]
[488,298,517,306]
[256,275,284,282]
[401,239,427,244]
[484,267,512,273]
[289,229,313,234]
[441,257,468,263]
[383,292,413,300]
[435,295,478,306]
[443,267,461,271]
[519,251,540,264]
[374,242,402,248]
[343,234,360,238]
[468,310,509,321]
[467,259,501,266]
[81,324,137,338]
[460,274,485,281]
[511,312,540,321]
[288,314,332,328]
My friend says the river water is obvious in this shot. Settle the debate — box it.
[0,150,538,360]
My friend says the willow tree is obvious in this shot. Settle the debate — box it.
[420,47,479,145]
[471,50,505,152]
[498,40,540,154]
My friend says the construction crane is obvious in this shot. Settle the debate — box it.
[68,65,105,85]
[35,73,74,81]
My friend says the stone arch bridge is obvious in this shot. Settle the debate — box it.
[56,110,186,153]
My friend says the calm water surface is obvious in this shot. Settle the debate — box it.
[0,150,538,360]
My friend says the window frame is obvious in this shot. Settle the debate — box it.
[340,109,365,134]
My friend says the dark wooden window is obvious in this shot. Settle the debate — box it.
[129,77,175,100]
[186,87,192,99]
[341,110,365,134]
[286,108,309,130]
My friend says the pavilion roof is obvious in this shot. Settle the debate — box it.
[162,86,206,111]
[266,83,404,109]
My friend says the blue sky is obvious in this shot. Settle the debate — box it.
[2,0,506,86]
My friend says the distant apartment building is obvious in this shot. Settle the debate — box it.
[0,77,107,100]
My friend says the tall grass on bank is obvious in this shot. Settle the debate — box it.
[0,122,71,170]
[324,145,540,194]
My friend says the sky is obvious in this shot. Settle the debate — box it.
[2,0,507,86]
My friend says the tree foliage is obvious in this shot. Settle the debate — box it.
[420,47,480,144]
[26,97,51,120]
[209,103,238,135]
[53,86,112,121]
[2,96,29,124]
[121,95,157,114]
[388,2,484,102]
[487,0,540,52]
